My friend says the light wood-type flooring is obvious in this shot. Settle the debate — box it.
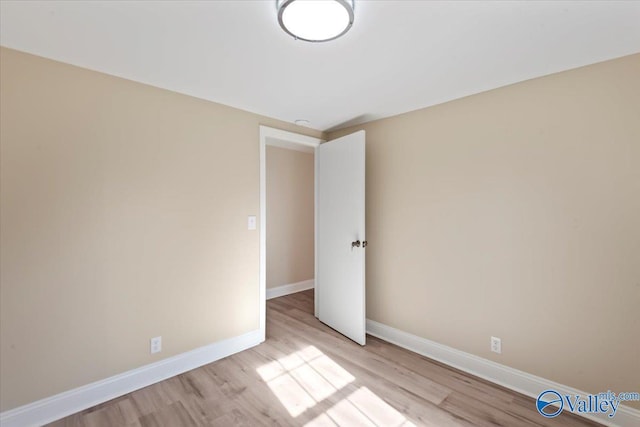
[50,290,601,426]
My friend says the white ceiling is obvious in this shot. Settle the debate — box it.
[1,1,639,131]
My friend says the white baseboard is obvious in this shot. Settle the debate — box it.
[0,329,262,427]
[366,320,640,427]
[266,279,314,300]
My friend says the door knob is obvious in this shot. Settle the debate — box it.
[351,240,361,248]
[362,241,368,248]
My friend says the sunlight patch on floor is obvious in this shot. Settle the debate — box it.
[306,387,415,427]
[257,345,354,417]
[257,345,414,426]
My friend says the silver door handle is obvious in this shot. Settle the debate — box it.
[351,240,361,248]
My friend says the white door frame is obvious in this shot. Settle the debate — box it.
[259,125,323,342]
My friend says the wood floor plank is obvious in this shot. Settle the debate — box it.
[261,319,471,426]
[266,309,453,405]
[48,290,602,426]
[137,401,199,427]
[363,336,516,408]
[439,391,541,427]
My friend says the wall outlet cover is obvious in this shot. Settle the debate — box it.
[491,336,501,354]
[150,336,162,354]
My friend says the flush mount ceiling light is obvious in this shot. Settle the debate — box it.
[277,0,355,42]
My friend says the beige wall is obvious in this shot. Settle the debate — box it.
[2,44,639,414]
[0,47,323,411]
[330,54,640,409]
[266,146,314,289]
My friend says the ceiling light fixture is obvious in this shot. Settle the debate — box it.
[277,0,355,42]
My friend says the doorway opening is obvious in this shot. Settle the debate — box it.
[259,126,323,342]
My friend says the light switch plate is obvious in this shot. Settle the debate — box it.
[248,215,257,230]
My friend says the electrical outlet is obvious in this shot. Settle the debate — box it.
[491,336,501,354]
[150,336,162,354]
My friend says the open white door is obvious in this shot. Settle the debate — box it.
[316,130,366,345]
